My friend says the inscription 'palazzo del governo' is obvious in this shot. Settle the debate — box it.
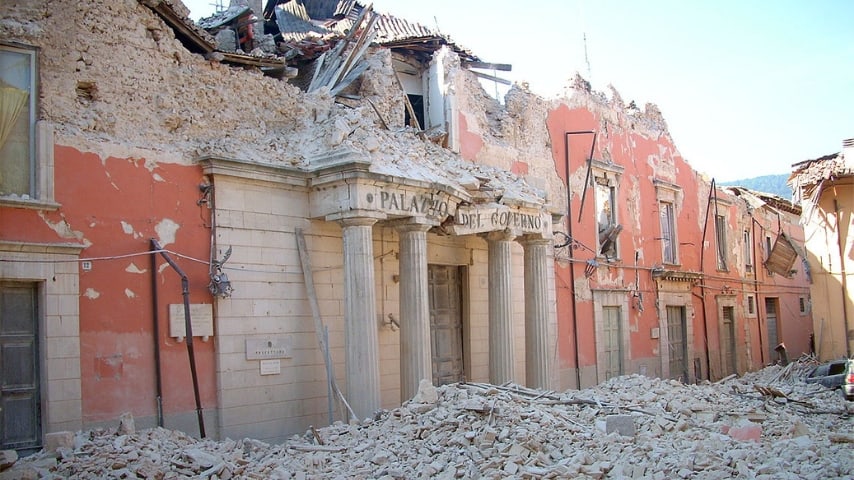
[367,187,551,237]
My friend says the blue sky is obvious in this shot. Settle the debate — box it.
[183,1,853,181]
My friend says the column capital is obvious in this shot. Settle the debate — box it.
[329,211,384,228]
[391,218,437,233]
[484,229,517,243]
[518,234,552,246]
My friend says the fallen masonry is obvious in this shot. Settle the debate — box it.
[2,362,852,479]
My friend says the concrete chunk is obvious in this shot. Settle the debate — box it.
[44,431,74,452]
[605,415,636,437]
[0,450,17,471]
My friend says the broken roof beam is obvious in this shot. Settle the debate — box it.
[466,61,512,72]
[308,4,377,94]
[470,70,512,86]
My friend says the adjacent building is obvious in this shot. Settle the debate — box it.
[0,0,813,450]
[790,139,854,360]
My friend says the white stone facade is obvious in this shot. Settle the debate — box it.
[201,156,557,443]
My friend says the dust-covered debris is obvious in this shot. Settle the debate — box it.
[4,363,851,479]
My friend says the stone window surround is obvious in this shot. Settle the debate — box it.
[745,293,757,318]
[709,197,732,272]
[654,179,682,266]
[0,240,84,437]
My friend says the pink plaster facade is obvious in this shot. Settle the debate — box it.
[1,145,217,429]
[538,92,813,388]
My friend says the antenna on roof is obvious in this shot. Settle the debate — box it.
[583,32,592,84]
[433,15,441,33]
[210,0,225,14]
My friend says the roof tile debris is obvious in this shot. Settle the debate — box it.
[789,150,853,200]
[724,186,801,216]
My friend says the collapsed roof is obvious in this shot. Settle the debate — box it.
[137,0,544,209]
[789,149,853,200]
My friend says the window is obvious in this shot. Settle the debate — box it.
[747,295,756,316]
[660,201,677,264]
[715,214,727,270]
[764,235,774,276]
[743,229,752,272]
[799,296,809,314]
[404,94,424,130]
[0,43,37,198]
[595,178,619,259]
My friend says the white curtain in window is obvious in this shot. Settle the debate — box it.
[0,86,28,151]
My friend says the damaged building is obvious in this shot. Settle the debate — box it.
[0,0,813,450]
[790,139,854,361]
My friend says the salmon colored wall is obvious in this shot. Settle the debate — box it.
[458,113,484,162]
[542,101,811,383]
[2,145,216,423]
[546,104,597,373]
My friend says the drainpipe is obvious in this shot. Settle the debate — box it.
[150,243,164,428]
[697,179,715,381]
[751,220,765,365]
[150,239,207,438]
[564,130,596,389]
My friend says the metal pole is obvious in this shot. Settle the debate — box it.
[151,239,206,438]
[150,240,164,428]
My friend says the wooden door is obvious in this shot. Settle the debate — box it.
[667,306,687,381]
[601,306,623,380]
[0,283,41,451]
[721,306,737,375]
[428,266,464,386]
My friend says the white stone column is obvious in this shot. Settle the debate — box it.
[396,223,433,401]
[522,236,553,389]
[487,230,516,384]
[340,217,381,419]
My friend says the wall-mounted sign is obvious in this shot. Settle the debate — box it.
[450,205,548,236]
[260,359,281,375]
[169,304,214,340]
[246,337,292,360]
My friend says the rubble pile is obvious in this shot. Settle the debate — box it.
[3,364,852,479]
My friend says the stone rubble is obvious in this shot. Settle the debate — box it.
[2,362,852,479]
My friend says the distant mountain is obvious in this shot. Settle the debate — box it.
[719,174,792,198]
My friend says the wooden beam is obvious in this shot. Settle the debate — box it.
[466,61,512,72]
[470,70,512,85]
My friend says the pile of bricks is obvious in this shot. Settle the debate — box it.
[3,365,852,479]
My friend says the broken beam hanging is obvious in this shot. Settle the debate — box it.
[466,61,512,71]
[469,70,512,85]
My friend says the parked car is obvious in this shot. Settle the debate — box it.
[804,358,854,400]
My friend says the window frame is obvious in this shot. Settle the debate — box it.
[746,294,756,317]
[743,229,752,272]
[593,173,621,260]
[653,179,682,266]
[660,201,677,264]
[714,213,728,271]
[0,42,56,210]
[0,42,37,196]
